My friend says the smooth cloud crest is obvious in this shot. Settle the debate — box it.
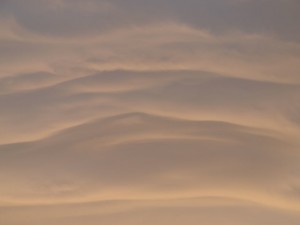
[1,1,300,225]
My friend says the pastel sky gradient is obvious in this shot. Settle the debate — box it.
[1,1,300,224]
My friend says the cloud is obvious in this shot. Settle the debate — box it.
[0,0,300,224]
[2,197,300,225]
[0,112,299,209]
[0,70,299,145]
[1,22,300,82]
[2,0,300,40]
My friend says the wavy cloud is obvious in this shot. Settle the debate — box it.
[0,0,300,224]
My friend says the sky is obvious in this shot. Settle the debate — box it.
[1,0,300,224]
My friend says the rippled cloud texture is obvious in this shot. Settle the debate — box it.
[1,0,300,224]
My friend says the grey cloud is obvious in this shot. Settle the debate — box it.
[1,0,300,224]
[0,71,61,94]
[0,112,298,206]
[1,0,300,41]
[1,0,121,36]
[1,20,300,83]
[2,197,300,225]
[1,70,299,203]
[1,71,299,145]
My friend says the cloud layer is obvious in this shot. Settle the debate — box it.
[1,0,300,224]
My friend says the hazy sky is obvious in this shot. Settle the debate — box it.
[1,1,300,224]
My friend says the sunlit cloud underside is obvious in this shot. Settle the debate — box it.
[1,1,300,224]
